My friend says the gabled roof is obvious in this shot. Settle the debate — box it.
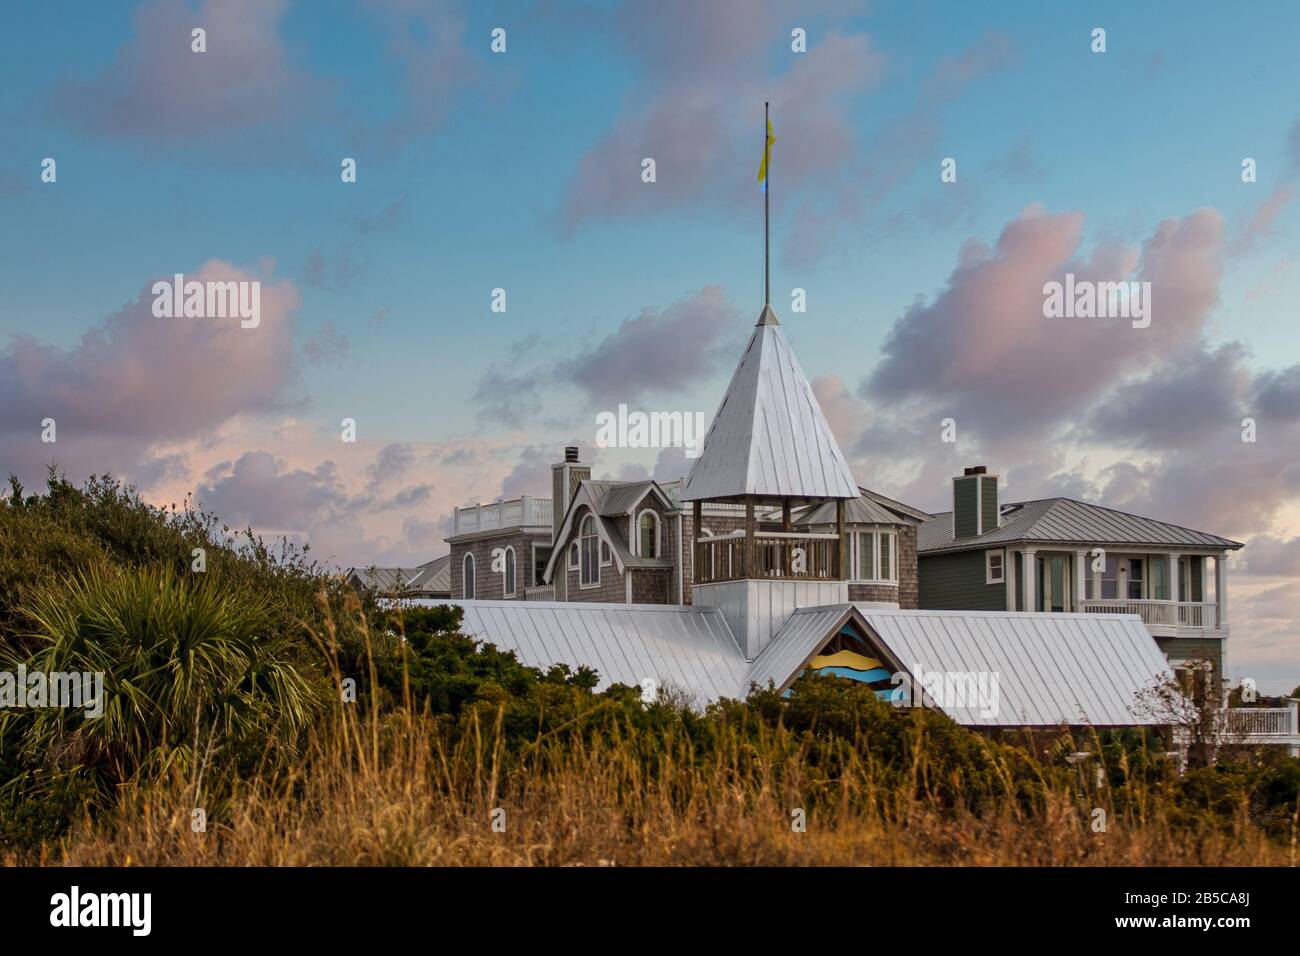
[918,497,1243,554]
[402,599,1174,726]
[681,307,858,501]
[408,554,451,594]
[542,480,675,583]
[749,605,1174,727]
[859,486,933,523]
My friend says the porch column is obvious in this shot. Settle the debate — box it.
[1022,548,1038,612]
[836,499,847,580]
[1005,548,1017,611]
[1215,553,1228,631]
[1074,549,1088,611]
[1168,552,1181,603]
[1091,549,1102,602]
[1199,557,1208,604]
[744,500,756,579]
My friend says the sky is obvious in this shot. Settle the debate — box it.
[1,0,1298,690]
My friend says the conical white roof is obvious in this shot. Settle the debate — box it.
[682,305,858,501]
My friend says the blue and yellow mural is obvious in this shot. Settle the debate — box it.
[788,621,901,702]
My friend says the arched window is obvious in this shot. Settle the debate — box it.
[580,514,600,586]
[569,541,579,568]
[503,546,516,596]
[638,510,660,558]
[463,553,476,599]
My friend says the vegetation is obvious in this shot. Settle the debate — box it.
[1,472,1297,865]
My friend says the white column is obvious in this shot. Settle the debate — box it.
[1091,549,1102,602]
[1215,553,1228,631]
[1006,548,1017,611]
[1168,552,1181,603]
[1074,549,1088,612]
[1022,548,1038,612]
[1199,557,1208,605]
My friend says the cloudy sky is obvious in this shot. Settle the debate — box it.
[2,1,1298,690]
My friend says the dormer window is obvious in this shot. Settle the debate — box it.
[638,510,660,558]
[580,514,600,586]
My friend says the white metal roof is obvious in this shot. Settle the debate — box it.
[857,607,1173,727]
[402,600,1174,727]
[681,307,858,501]
[407,599,749,706]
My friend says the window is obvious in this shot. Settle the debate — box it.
[1127,558,1144,600]
[600,540,612,565]
[533,545,552,587]
[580,515,600,586]
[503,546,516,597]
[1099,554,1118,600]
[985,549,1004,584]
[569,541,579,569]
[462,553,476,599]
[638,511,660,558]
[851,530,896,582]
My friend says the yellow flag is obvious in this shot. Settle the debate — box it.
[757,118,775,187]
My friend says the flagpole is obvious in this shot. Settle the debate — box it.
[764,101,770,307]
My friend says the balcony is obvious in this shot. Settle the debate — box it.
[1079,599,1220,631]
[453,495,553,537]
[694,531,841,584]
[1223,706,1298,738]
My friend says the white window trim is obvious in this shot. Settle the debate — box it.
[531,542,551,588]
[600,540,612,566]
[579,514,601,589]
[502,546,516,597]
[568,541,579,569]
[636,509,661,558]
[849,528,898,584]
[462,553,476,600]
[985,548,1005,585]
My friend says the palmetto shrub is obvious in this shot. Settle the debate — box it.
[1,564,320,809]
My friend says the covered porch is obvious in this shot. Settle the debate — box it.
[692,498,847,585]
[1004,547,1229,633]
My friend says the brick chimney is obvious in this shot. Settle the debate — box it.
[953,465,999,538]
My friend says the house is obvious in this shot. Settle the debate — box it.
[916,466,1243,686]
[346,554,451,599]
[416,293,1201,735]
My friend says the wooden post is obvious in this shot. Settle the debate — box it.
[836,499,847,580]
[693,499,702,583]
[782,498,792,577]
[745,499,756,579]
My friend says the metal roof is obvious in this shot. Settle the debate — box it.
[857,608,1173,726]
[408,554,451,594]
[919,497,1243,553]
[408,599,749,706]
[746,605,853,692]
[400,600,1175,727]
[681,308,858,502]
[796,495,912,527]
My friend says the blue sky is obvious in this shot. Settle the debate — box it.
[2,1,1298,688]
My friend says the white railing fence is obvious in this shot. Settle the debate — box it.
[1079,599,1219,629]
[454,495,554,536]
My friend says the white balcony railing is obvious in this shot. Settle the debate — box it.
[1079,599,1220,630]
[1223,707,1298,737]
[453,495,553,536]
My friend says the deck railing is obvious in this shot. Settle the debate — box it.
[1222,707,1297,737]
[454,495,553,536]
[694,531,841,584]
[1079,599,1219,629]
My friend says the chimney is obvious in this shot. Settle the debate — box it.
[953,466,998,538]
[551,446,591,540]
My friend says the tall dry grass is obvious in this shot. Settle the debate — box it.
[44,697,1292,866]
